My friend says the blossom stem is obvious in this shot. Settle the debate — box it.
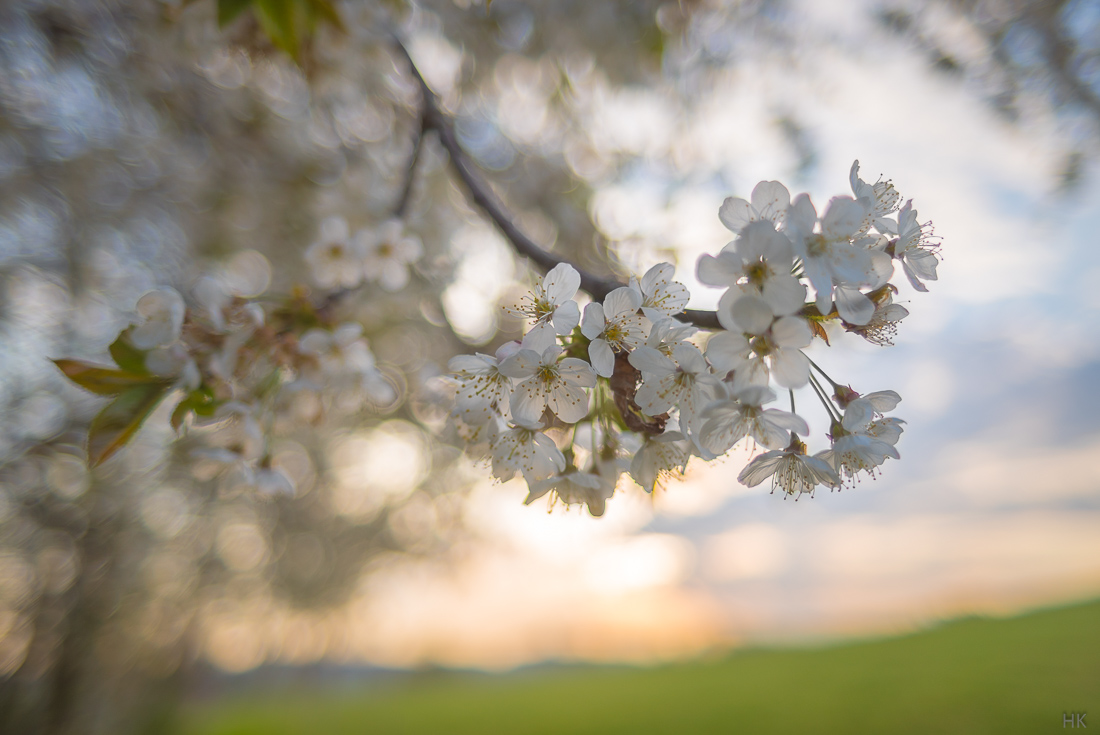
[808,372,841,423]
[806,356,840,388]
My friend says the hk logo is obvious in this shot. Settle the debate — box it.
[1064,712,1087,728]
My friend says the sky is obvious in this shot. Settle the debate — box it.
[186,1,1100,673]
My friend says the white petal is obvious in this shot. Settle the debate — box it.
[771,316,813,349]
[521,324,558,354]
[730,295,774,335]
[641,263,674,295]
[705,331,749,373]
[672,343,708,374]
[821,196,866,239]
[761,275,806,317]
[509,382,548,424]
[835,287,875,326]
[696,251,743,288]
[718,197,752,234]
[737,450,784,487]
[786,194,818,238]
[543,263,581,304]
[604,286,642,320]
[580,302,606,339]
[557,357,597,388]
[770,348,810,388]
[548,382,590,423]
[589,339,615,379]
[629,346,677,377]
[634,382,672,416]
[750,181,791,224]
[552,300,580,334]
[738,220,792,265]
[865,390,902,412]
[762,409,810,436]
[498,349,542,379]
[842,398,874,432]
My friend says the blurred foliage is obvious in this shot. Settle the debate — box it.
[880,0,1100,189]
[0,1,1097,734]
[177,599,1100,735]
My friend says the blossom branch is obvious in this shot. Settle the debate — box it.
[390,37,722,330]
[393,109,425,218]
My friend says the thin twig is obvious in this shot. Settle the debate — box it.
[390,36,722,331]
[393,112,425,218]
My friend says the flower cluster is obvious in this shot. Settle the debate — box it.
[449,162,938,515]
[54,259,397,492]
[304,216,423,292]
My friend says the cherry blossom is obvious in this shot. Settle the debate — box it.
[892,200,940,292]
[628,262,689,321]
[489,421,567,485]
[358,219,422,291]
[629,428,692,494]
[448,341,521,416]
[506,262,582,340]
[500,345,596,424]
[580,286,649,378]
[304,216,365,289]
[629,343,719,440]
[850,160,901,235]
[718,180,790,235]
[698,385,809,455]
[525,470,615,517]
[130,288,185,349]
[706,295,812,390]
[738,436,839,497]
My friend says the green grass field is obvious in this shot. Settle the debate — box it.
[178,598,1099,734]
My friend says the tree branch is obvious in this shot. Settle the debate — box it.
[389,37,722,331]
[393,112,425,218]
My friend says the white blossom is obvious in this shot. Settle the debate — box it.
[304,216,365,289]
[629,429,692,493]
[525,470,615,517]
[644,317,698,357]
[505,263,582,340]
[707,295,812,390]
[299,322,376,376]
[448,341,521,416]
[845,291,909,346]
[850,160,901,235]
[628,262,689,321]
[786,194,883,324]
[718,180,790,235]
[130,288,185,349]
[358,219,422,291]
[892,200,939,292]
[738,437,839,497]
[629,343,719,440]
[698,385,809,455]
[490,422,567,485]
[820,433,899,483]
[500,345,596,424]
[698,220,806,317]
[580,286,648,378]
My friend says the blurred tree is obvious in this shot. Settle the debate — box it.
[0,1,1091,734]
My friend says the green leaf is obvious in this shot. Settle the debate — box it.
[254,0,298,58]
[87,383,171,467]
[218,0,254,26]
[52,359,167,396]
[305,0,344,31]
[170,387,221,432]
[108,329,149,374]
